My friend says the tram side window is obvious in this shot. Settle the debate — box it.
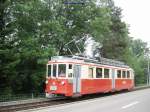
[88,67,93,78]
[127,71,130,78]
[117,70,121,78]
[48,65,51,77]
[58,64,66,77]
[104,68,109,78]
[69,64,72,69]
[122,71,126,78]
[96,68,102,78]
[53,64,57,77]
[68,64,73,78]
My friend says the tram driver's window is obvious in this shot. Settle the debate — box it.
[117,70,121,78]
[58,64,66,77]
[88,67,93,78]
[48,65,51,77]
[68,64,73,78]
[53,64,57,77]
[69,64,72,69]
[104,68,109,78]
[96,68,102,78]
[127,71,130,78]
[122,71,126,78]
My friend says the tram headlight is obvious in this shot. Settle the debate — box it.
[46,80,48,84]
[61,81,65,85]
[52,82,56,85]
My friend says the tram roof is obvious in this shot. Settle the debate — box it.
[50,55,130,68]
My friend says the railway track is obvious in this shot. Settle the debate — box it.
[0,97,68,112]
[0,85,149,112]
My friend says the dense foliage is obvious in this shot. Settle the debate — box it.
[0,0,149,95]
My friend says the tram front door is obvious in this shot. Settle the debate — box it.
[73,65,81,94]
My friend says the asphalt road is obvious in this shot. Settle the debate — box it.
[21,89,150,112]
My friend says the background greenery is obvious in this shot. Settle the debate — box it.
[0,0,149,95]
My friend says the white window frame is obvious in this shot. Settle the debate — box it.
[102,68,104,78]
[104,68,110,79]
[47,64,52,78]
[96,67,103,79]
[51,64,57,78]
[57,63,67,79]
[117,69,122,79]
[122,70,126,79]
[67,64,74,79]
[88,66,95,79]
[46,64,48,78]
[127,70,131,79]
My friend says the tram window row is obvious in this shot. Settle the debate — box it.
[117,70,131,79]
[88,67,132,79]
[47,64,132,79]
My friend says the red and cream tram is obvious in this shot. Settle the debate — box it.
[45,56,134,97]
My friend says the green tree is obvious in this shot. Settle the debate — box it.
[0,0,149,95]
[101,1,129,61]
[127,39,149,85]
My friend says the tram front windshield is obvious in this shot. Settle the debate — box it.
[58,64,66,77]
[47,64,66,78]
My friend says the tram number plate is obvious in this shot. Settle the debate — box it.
[50,86,57,90]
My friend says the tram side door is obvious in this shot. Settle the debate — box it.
[112,69,115,91]
[73,65,81,94]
